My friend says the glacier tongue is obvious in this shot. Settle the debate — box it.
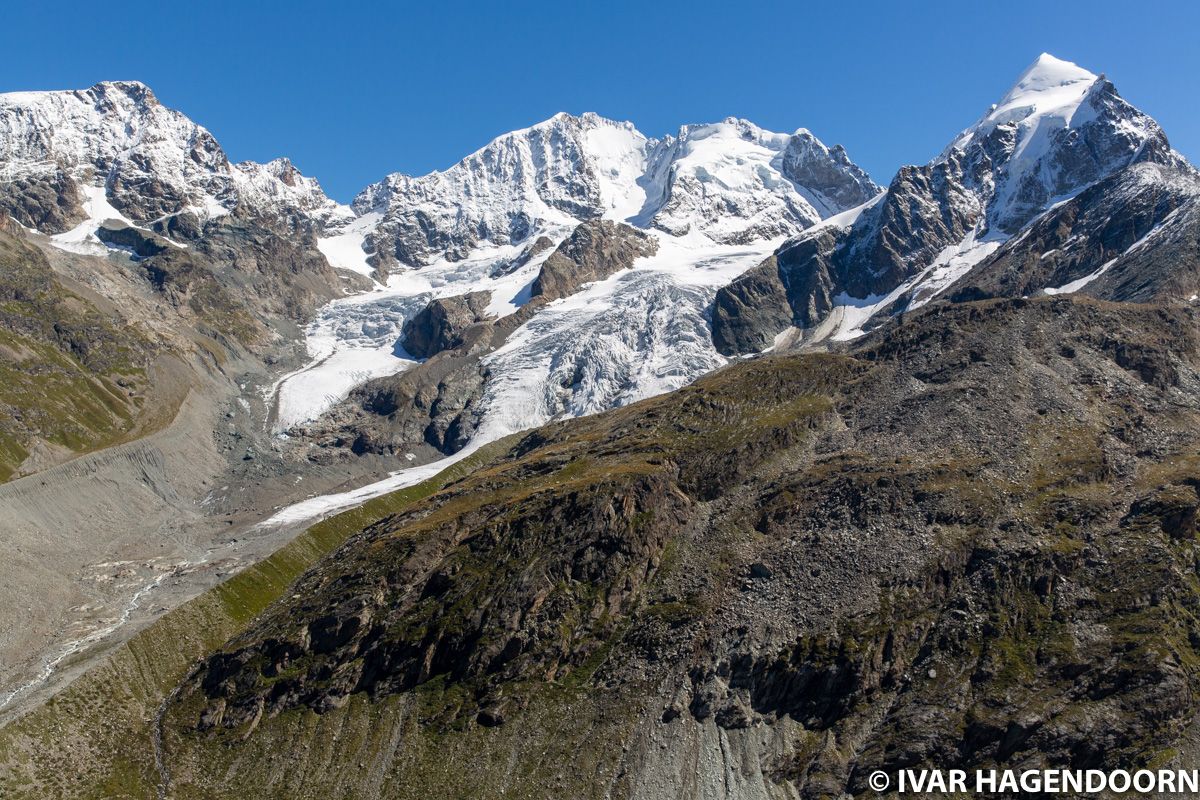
[262,233,781,528]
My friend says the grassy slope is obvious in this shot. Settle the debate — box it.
[0,439,515,800]
[0,231,151,481]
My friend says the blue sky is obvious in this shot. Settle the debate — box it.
[3,0,1197,202]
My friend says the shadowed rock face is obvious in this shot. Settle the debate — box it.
[950,162,1200,304]
[401,291,493,359]
[0,170,84,233]
[309,300,545,459]
[531,219,659,301]
[710,255,793,356]
[173,295,1200,798]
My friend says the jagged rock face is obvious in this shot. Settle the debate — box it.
[176,297,1200,798]
[0,170,84,233]
[0,81,346,235]
[712,54,1189,354]
[0,81,234,227]
[530,220,659,300]
[951,162,1200,303]
[353,112,649,268]
[401,291,494,359]
[779,131,878,214]
[350,113,877,270]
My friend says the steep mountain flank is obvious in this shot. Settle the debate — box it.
[135,295,1200,799]
[949,161,1200,303]
[712,54,1187,353]
[0,223,153,479]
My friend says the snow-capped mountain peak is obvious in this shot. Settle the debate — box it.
[711,53,1193,353]
[639,117,878,243]
[937,53,1179,235]
[951,53,1099,152]
[0,81,342,239]
[345,111,653,268]
[346,112,878,271]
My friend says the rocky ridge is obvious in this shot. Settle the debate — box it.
[711,54,1190,354]
[343,112,878,272]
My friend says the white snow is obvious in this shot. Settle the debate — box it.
[350,112,875,273]
[261,232,780,528]
[48,186,134,255]
[47,185,190,255]
[947,54,1098,161]
[906,227,1004,309]
[583,114,652,222]
[269,234,574,430]
[639,118,826,241]
[1043,258,1117,295]
[317,211,382,277]
[0,82,345,236]
[472,232,778,442]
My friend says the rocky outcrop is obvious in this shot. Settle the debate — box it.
[345,350,489,457]
[950,162,1200,303]
[779,130,879,212]
[310,301,544,459]
[531,220,658,301]
[0,170,84,233]
[488,235,554,278]
[710,256,793,355]
[193,216,352,323]
[95,222,171,259]
[400,291,493,358]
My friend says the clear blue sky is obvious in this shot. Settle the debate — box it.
[4,0,1197,202]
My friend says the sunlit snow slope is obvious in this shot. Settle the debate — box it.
[272,113,878,443]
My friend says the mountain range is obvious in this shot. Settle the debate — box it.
[3,53,1200,799]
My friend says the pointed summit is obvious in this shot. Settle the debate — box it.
[949,54,1100,153]
[1001,53,1097,104]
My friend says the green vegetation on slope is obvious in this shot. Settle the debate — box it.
[0,439,516,799]
[0,229,151,481]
